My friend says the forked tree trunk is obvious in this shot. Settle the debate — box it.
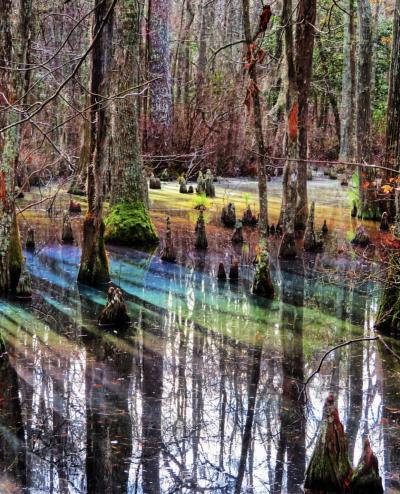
[104,0,158,247]
[78,0,115,286]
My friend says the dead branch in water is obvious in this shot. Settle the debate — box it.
[302,335,400,402]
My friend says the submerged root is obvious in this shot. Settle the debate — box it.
[99,287,130,327]
[15,261,32,299]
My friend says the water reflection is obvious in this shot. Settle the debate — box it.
[0,245,399,493]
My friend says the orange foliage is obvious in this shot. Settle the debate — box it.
[244,80,259,112]
[257,5,272,36]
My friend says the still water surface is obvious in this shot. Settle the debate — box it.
[0,242,399,493]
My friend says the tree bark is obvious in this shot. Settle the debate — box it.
[279,0,298,257]
[242,0,269,234]
[0,0,24,293]
[295,0,316,230]
[104,0,158,247]
[148,0,173,152]
[385,0,400,173]
[339,0,356,162]
[357,0,379,219]
[78,0,115,286]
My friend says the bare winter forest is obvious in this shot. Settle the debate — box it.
[0,0,400,492]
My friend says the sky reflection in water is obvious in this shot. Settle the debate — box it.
[0,243,399,493]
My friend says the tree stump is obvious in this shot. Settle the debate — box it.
[304,394,352,493]
[161,216,176,262]
[15,261,32,299]
[69,199,82,213]
[25,227,35,252]
[204,169,216,197]
[160,168,169,182]
[379,212,389,232]
[149,176,161,189]
[279,232,297,258]
[349,438,383,494]
[62,212,74,244]
[195,209,208,249]
[98,287,130,327]
[351,225,370,246]
[242,205,257,226]
[217,262,227,280]
[229,258,239,281]
[304,202,323,252]
[232,221,244,243]
[196,171,205,194]
[221,202,236,227]
[252,248,274,298]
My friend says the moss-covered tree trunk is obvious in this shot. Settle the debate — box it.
[104,0,158,247]
[0,0,24,294]
[78,0,114,286]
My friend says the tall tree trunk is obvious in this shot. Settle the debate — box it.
[242,0,269,233]
[104,0,158,247]
[340,0,356,162]
[148,0,173,153]
[295,0,316,230]
[385,0,400,173]
[279,0,298,258]
[78,0,115,286]
[357,0,379,219]
[0,0,24,293]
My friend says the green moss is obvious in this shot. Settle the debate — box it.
[9,214,23,291]
[104,202,158,246]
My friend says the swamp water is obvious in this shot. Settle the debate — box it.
[0,178,399,493]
